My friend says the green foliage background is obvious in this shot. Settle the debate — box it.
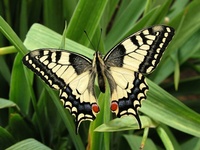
[0,0,200,150]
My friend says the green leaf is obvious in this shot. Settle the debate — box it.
[95,116,154,132]
[150,0,200,83]
[6,138,51,150]
[105,0,173,51]
[0,126,15,150]
[32,88,66,145]
[181,137,200,150]
[168,0,189,18]
[101,0,120,31]
[148,0,173,24]
[8,114,36,140]
[174,58,180,90]
[43,0,65,33]
[44,85,85,150]
[0,55,11,83]
[66,0,108,47]
[24,23,93,58]
[19,0,28,40]
[105,0,146,50]
[0,16,27,55]
[0,98,19,110]
[141,79,200,137]
[156,125,180,150]
[9,53,32,114]
[89,86,111,150]
[165,76,200,96]
[123,135,157,150]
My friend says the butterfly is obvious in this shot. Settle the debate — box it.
[22,25,175,133]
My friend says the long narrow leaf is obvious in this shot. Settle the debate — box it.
[0,16,27,55]
[6,138,51,150]
[150,0,200,83]
[142,79,200,137]
[24,23,93,58]
[66,0,108,47]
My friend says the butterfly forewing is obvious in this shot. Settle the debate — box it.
[104,25,175,73]
[23,49,100,132]
[104,25,174,127]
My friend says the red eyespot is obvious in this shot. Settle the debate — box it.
[111,101,118,111]
[92,103,100,113]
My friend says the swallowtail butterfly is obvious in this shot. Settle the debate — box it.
[23,25,175,133]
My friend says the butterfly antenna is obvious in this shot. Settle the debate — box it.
[84,30,96,50]
[97,28,102,51]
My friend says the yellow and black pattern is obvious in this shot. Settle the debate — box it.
[23,25,175,132]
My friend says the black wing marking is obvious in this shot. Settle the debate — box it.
[23,49,100,132]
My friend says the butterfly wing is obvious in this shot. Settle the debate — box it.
[105,67,148,128]
[23,49,99,132]
[104,25,175,128]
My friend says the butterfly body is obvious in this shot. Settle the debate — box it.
[23,25,175,132]
[93,52,107,93]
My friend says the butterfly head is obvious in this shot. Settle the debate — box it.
[92,51,104,69]
[93,51,102,58]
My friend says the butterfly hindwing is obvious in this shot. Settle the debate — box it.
[59,71,99,133]
[115,72,148,128]
[105,67,148,128]
[104,25,174,127]
[23,49,100,132]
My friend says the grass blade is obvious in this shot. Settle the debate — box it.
[66,0,108,47]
